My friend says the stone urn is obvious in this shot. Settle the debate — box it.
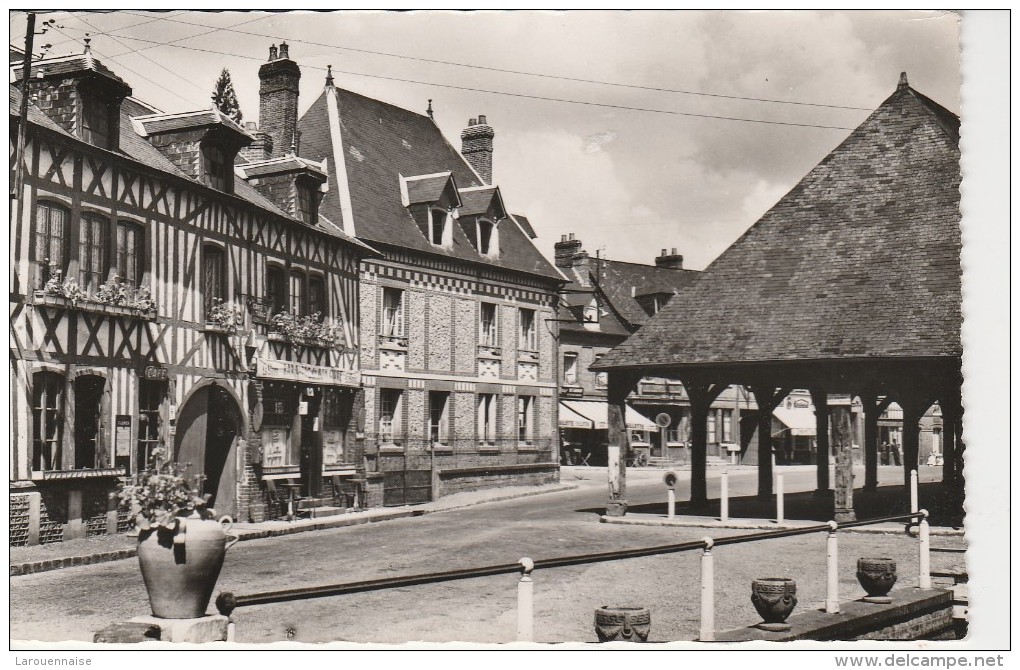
[594,606,651,642]
[750,577,798,631]
[137,516,239,619]
[857,558,897,604]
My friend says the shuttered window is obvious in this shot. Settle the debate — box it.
[33,202,67,289]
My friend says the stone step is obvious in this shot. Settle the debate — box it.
[296,497,334,510]
[306,506,347,519]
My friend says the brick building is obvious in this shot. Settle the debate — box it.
[9,44,371,545]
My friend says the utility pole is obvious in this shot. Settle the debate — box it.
[12,11,36,200]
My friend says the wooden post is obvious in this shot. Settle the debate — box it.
[749,387,791,502]
[699,537,714,642]
[825,521,839,613]
[517,557,535,641]
[899,395,927,491]
[918,511,931,589]
[720,471,729,522]
[810,389,831,496]
[605,372,637,516]
[860,392,884,490]
[683,382,726,509]
[831,403,856,522]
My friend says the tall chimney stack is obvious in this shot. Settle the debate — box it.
[461,115,495,184]
[554,233,590,286]
[655,247,684,270]
[258,42,301,159]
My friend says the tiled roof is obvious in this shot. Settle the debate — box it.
[132,108,251,141]
[595,259,700,328]
[237,155,328,180]
[511,214,538,239]
[596,83,962,371]
[404,172,455,205]
[458,186,505,218]
[298,85,563,281]
[12,54,130,92]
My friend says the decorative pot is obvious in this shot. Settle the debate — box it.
[594,606,651,642]
[137,516,239,619]
[857,558,897,604]
[751,577,798,631]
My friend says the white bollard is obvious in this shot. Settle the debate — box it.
[910,469,919,514]
[667,489,676,520]
[826,521,839,613]
[700,537,715,642]
[918,511,931,589]
[517,557,535,642]
[776,472,785,525]
[720,471,729,522]
[226,621,236,642]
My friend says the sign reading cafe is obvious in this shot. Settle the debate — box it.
[254,357,361,388]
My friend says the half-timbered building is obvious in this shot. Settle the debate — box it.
[9,45,373,545]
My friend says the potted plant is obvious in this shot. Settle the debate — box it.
[206,298,242,333]
[118,447,239,619]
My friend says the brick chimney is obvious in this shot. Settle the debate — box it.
[554,233,590,287]
[461,114,494,184]
[238,121,273,163]
[258,42,301,159]
[655,247,684,270]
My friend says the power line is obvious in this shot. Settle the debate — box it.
[36,10,190,52]
[114,9,874,112]
[85,31,858,131]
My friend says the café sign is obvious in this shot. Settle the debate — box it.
[254,357,360,388]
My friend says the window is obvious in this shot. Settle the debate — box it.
[563,352,578,386]
[519,308,536,350]
[289,270,306,316]
[262,383,292,426]
[73,374,105,469]
[202,245,226,319]
[428,391,450,445]
[707,412,717,443]
[381,287,404,337]
[80,91,112,149]
[202,143,232,192]
[594,354,608,388]
[518,396,534,445]
[116,221,144,287]
[297,181,318,224]
[308,275,326,320]
[479,303,498,347]
[429,208,450,246]
[33,202,68,289]
[32,372,64,471]
[266,265,286,316]
[477,218,498,256]
[137,380,165,473]
[78,213,108,292]
[722,409,733,443]
[477,393,497,446]
[379,389,403,444]
[583,299,600,331]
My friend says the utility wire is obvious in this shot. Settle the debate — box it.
[84,31,858,131]
[35,10,189,52]
[114,9,874,112]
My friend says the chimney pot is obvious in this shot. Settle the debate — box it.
[561,234,567,242]
[569,233,575,241]
[661,248,667,256]
[268,44,278,61]
[478,114,487,124]
[279,42,290,60]
[671,247,677,255]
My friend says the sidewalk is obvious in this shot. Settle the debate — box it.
[9,481,578,577]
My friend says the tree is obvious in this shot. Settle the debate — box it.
[211,68,242,124]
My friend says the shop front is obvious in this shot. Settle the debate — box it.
[558,400,657,466]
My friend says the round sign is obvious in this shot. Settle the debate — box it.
[655,413,672,428]
[663,471,678,488]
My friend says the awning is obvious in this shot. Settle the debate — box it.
[772,406,817,437]
[559,400,657,431]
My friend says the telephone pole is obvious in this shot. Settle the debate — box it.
[12,11,36,200]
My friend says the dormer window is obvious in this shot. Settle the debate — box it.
[477,218,499,257]
[297,181,318,224]
[429,207,453,247]
[203,143,233,193]
[80,90,114,150]
[583,299,600,331]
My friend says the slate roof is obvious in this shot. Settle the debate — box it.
[237,155,328,180]
[297,85,563,281]
[12,53,130,92]
[404,173,456,205]
[595,258,701,329]
[511,213,538,239]
[595,81,962,371]
[132,108,251,140]
[458,186,505,218]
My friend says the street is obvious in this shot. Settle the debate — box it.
[11,465,954,644]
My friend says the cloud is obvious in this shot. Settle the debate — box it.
[581,130,619,155]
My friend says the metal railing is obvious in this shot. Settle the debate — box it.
[217,509,931,643]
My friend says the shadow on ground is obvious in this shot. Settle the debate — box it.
[579,482,965,528]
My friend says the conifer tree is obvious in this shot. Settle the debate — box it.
[211,68,243,124]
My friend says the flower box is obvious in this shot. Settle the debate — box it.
[32,467,128,481]
[477,345,502,358]
[518,349,539,361]
[201,323,235,335]
[33,292,156,320]
[378,334,408,350]
[267,332,334,349]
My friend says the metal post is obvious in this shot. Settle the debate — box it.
[826,521,839,613]
[699,537,715,642]
[667,489,675,520]
[910,469,919,514]
[720,471,729,522]
[517,557,534,642]
[918,511,931,589]
[776,472,784,525]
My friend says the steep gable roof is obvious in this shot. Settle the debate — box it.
[298,85,563,281]
[596,81,962,370]
[595,259,700,329]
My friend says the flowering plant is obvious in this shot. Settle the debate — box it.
[117,447,214,533]
[43,267,89,305]
[206,298,242,332]
[270,311,346,351]
[43,265,157,313]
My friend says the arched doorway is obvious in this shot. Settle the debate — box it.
[174,383,243,518]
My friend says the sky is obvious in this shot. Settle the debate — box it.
[9,10,961,270]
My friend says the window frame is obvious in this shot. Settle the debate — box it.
[477,393,497,447]
[381,287,405,337]
[518,395,534,446]
[202,141,233,193]
[79,88,114,150]
[296,179,319,224]
[428,207,453,247]
[137,379,165,474]
[289,269,307,317]
[519,308,537,351]
[77,211,109,293]
[33,201,69,290]
[308,273,326,320]
[32,371,65,472]
[379,388,403,445]
[476,217,499,257]
[201,244,227,320]
[563,352,579,386]
[265,263,287,317]
[428,391,451,446]
[479,302,498,347]
[115,220,145,288]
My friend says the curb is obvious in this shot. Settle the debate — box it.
[10,483,579,577]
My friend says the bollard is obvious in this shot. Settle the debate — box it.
[776,472,784,525]
[910,469,919,514]
[720,471,729,522]
[699,537,715,642]
[918,511,931,589]
[517,557,535,642]
[667,489,675,520]
[226,621,236,642]
[825,521,839,613]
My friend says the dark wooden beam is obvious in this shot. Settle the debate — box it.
[605,370,640,516]
[683,380,728,508]
[748,386,791,501]
[809,388,831,496]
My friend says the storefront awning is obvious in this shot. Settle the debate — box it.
[559,400,658,431]
[772,406,817,437]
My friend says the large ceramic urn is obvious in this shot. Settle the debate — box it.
[750,577,798,631]
[137,516,239,619]
[594,606,651,642]
[856,558,897,604]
